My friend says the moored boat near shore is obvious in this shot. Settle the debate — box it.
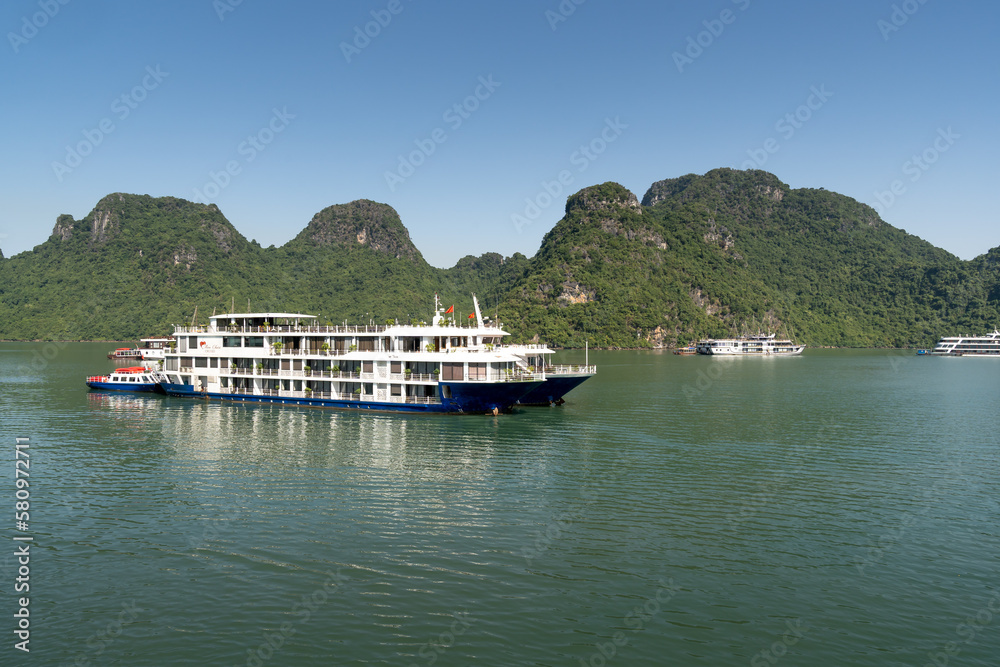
[930,329,1000,357]
[107,346,142,360]
[696,333,804,356]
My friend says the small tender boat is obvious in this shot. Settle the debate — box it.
[673,346,698,355]
[86,367,167,392]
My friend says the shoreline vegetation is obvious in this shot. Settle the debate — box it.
[1,169,997,349]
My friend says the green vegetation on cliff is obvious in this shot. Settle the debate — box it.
[1,170,997,347]
[497,170,999,347]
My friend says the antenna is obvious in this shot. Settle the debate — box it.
[472,293,483,327]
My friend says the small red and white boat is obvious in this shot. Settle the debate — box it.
[86,367,167,393]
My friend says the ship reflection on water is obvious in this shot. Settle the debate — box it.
[101,396,505,480]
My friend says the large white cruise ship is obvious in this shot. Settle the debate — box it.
[930,329,1000,357]
[696,333,804,356]
[158,296,595,413]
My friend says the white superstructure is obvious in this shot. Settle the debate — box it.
[696,333,804,356]
[930,329,1000,357]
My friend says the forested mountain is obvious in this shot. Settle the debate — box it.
[1,169,997,347]
[496,170,1000,347]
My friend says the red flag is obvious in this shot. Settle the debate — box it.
[445,305,454,314]
[468,313,475,319]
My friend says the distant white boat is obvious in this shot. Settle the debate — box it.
[696,333,804,356]
[137,336,174,360]
[930,329,1000,357]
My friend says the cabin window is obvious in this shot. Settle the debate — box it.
[358,338,376,352]
[362,361,373,373]
[391,384,401,396]
[468,363,486,380]
[195,357,208,368]
[223,336,242,347]
[244,336,264,348]
[400,337,421,352]
[210,358,219,368]
[390,361,402,374]
[442,363,463,381]
[165,358,178,371]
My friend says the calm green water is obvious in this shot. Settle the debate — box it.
[2,343,999,666]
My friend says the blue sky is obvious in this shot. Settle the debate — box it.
[2,0,997,267]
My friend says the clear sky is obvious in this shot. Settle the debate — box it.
[2,0,997,267]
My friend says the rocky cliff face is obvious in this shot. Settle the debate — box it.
[48,194,243,262]
[642,168,789,208]
[297,199,421,261]
[565,182,641,215]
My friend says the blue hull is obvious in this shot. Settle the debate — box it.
[518,374,594,406]
[439,380,543,413]
[159,380,542,414]
[87,381,163,393]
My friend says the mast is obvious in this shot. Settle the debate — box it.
[432,293,443,327]
[472,293,483,328]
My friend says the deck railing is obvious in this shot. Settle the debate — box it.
[172,322,504,335]
[545,364,597,375]
[217,387,442,404]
